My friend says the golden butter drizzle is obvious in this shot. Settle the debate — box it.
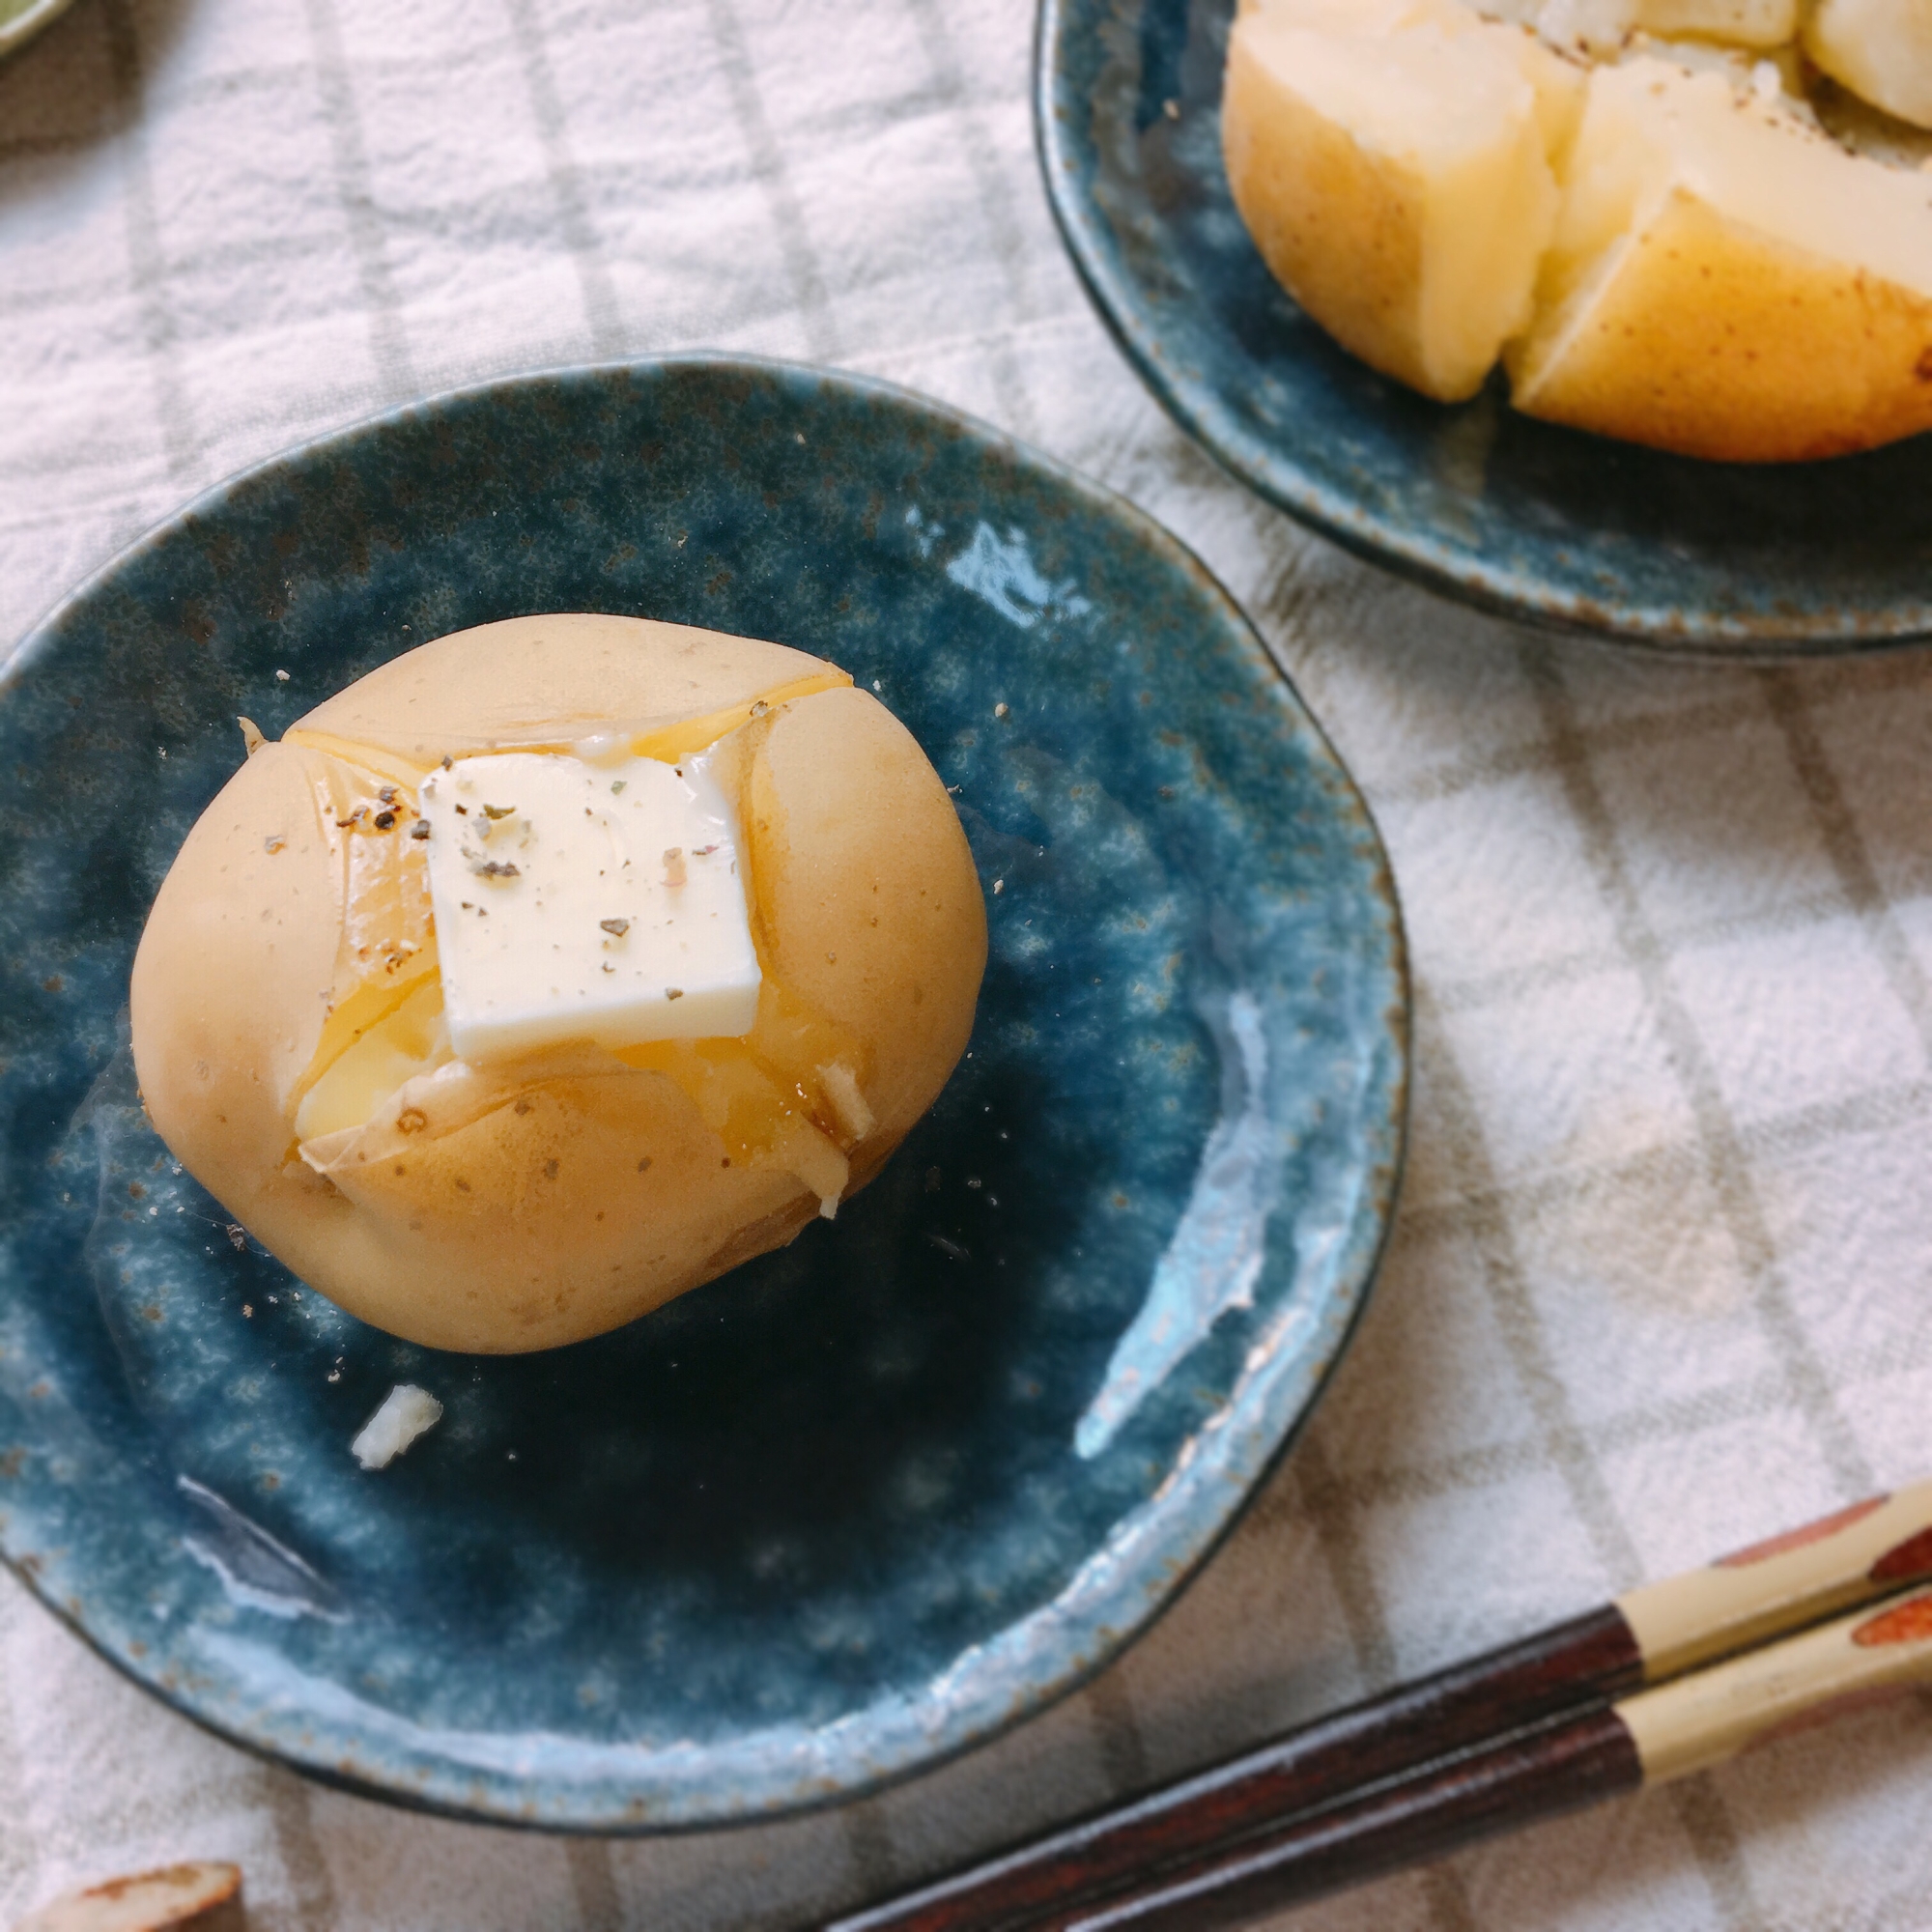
[281,668,851,775]
[285,671,868,1206]
[289,754,438,1110]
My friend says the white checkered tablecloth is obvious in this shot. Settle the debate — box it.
[4,2,1931,1927]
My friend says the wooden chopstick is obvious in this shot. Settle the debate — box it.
[830,1479,1932,1932]
[1046,1580,1932,1932]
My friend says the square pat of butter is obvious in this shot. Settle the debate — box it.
[419,750,760,1064]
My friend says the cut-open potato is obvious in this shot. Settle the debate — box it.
[1225,0,1932,459]
[130,616,986,1353]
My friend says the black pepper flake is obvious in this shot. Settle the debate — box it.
[374,810,397,831]
[600,918,631,937]
[455,804,469,815]
[472,860,521,879]
[441,755,453,770]
[411,819,431,840]
[666,987,684,1000]
[378,785,397,805]
[637,1156,653,1173]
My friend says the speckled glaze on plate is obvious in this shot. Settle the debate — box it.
[0,357,1406,1830]
[1037,0,1932,653]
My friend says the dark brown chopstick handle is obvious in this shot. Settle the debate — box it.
[1054,1707,1643,1932]
[827,1606,1639,1932]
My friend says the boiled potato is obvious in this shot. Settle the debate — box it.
[1225,0,1932,459]
[1807,0,1932,129]
[1507,59,1932,458]
[1224,0,1581,400]
[130,616,986,1353]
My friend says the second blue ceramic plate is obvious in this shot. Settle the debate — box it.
[0,357,1405,1829]
[1038,0,1932,652]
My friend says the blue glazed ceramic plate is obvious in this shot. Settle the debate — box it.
[1037,0,1932,652]
[0,358,1406,1830]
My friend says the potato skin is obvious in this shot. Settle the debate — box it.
[1224,19,1435,394]
[130,742,338,1252]
[745,685,985,1171]
[130,618,986,1353]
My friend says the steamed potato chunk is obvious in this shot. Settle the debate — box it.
[1507,61,1932,458]
[130,616,986,1353]
[1226,0,1932,458]
[1807,0,1932,129]
[1225,0,1581,399]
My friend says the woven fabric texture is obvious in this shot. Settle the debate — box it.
[4,1,1930,1927]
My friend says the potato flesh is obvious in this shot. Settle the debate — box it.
[1227,0,1578,400]
[295,977,451,1142]
[1640,0,1797,44]
[298,753,438,1103]
[1807,0,1932,129]
[1530,0,1797,54]
[129,618,986,1352]
[1230,0,1932,457]
[1568,62,1932,299]
[618,983,864,1150]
